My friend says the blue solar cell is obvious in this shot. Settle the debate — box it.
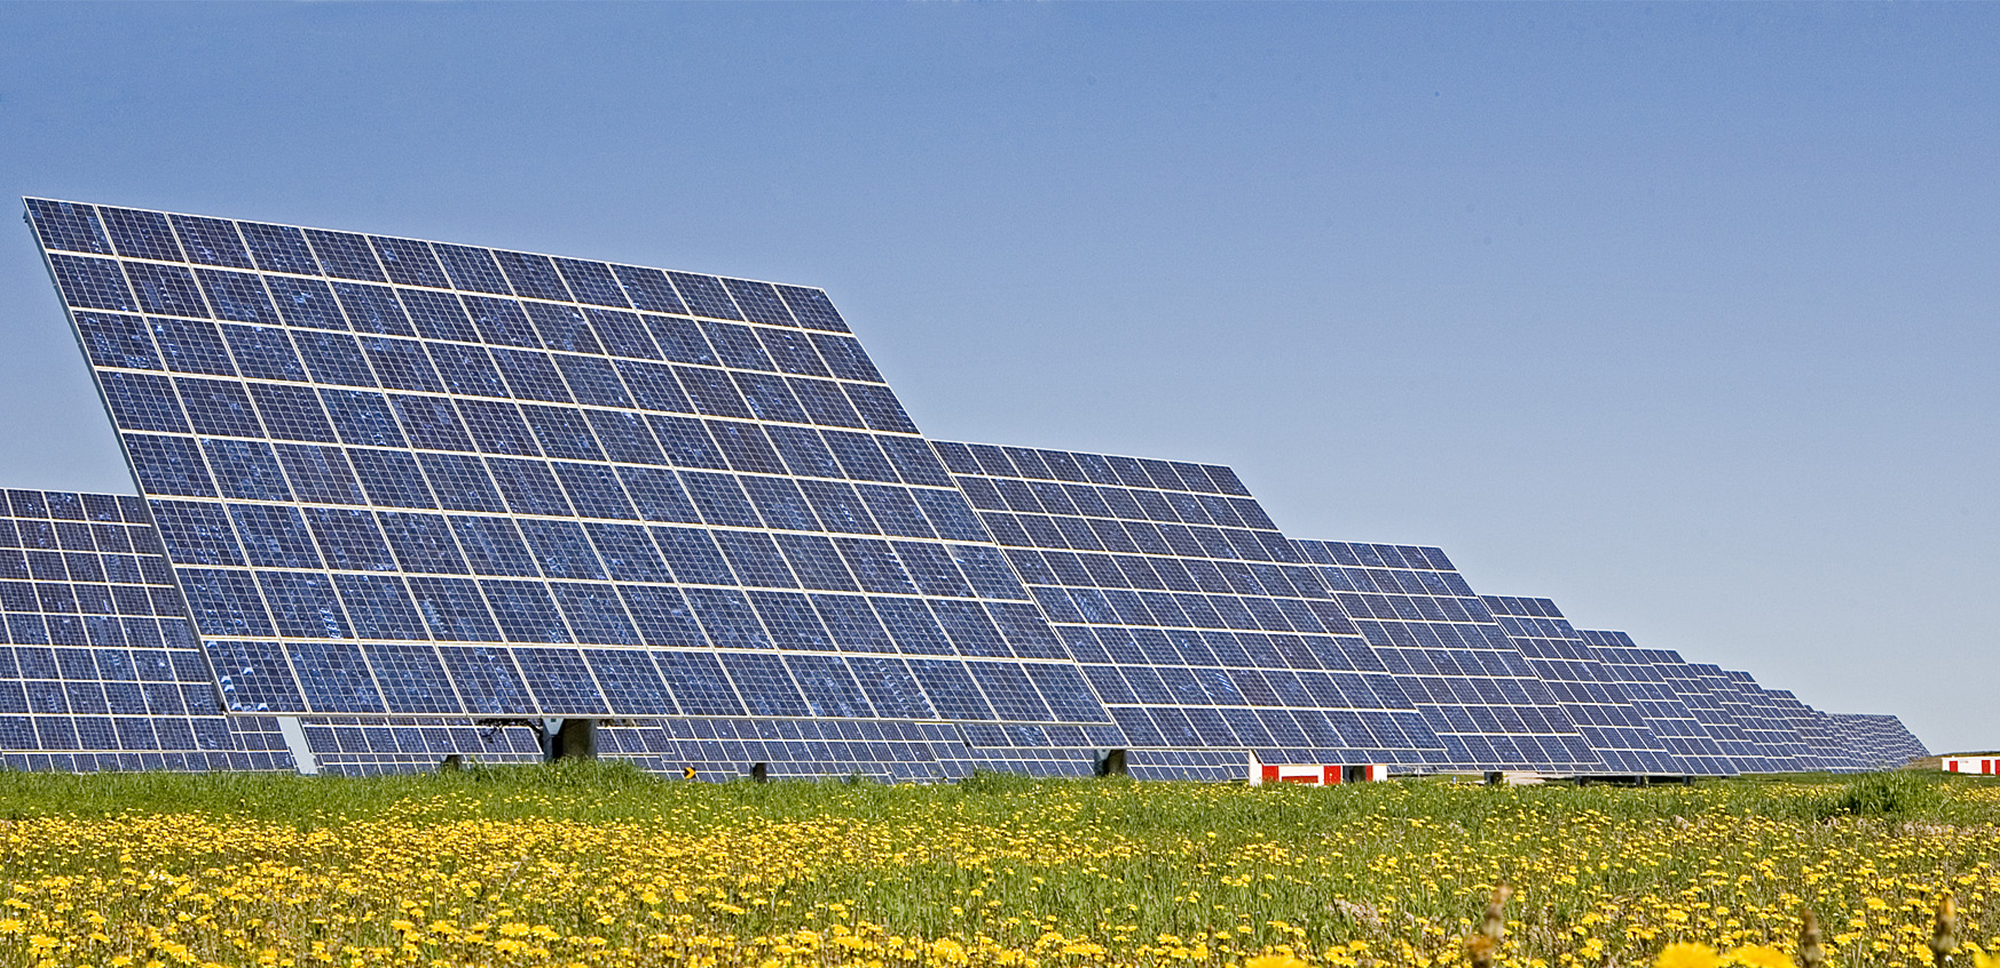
[258,278,342,332]
[582,648,672,715]
[375,512,465,574]
[203,441,290,502]
[432,645,532,714]
[931,600,1010,658]
[895,542,970,597]
[229,505,320,568]
[150,318,234,376]
[599,266,680,315]
[161,214,248,268]
[494,349,575,404]
[764,427,842,480]
[846,385,919,434]
[195,270,278,324]
[102,376,189,435]
[369,237,448,289]
[462,296,540,347]
[347,450,434,507]
[334,284,413,336]
[398,576,498,642]
[772,534,854,591]
[719,652,805,716]
[283,642,384,713]
[639,316,711,365]
[777,287,849,334]
[658,272,735,320]
[684,588,771,649]
[364,342,442,395]
[678,367,753,419]
[492,252,570,302]
[794,380,865,429]
[551,463,634,519]
[292,334,375,387]
[479,580,570,643]
[783,654,873,717]
[49,255,137,312]
[751,591,834,650]
[516,519,605,580]
[617,586,704,647]
[513,647,607,714]
[609,361,687,415]
[859,487,933,539]
[125,263,211,319]
[483,458,568,515]
[552,583,640,645]
[610,467,694,524]
[300,230,383,283]
[426,244,509,295]
[333,573,427,639]
[73,313,161,371]
[415,453,504,512]
[179,568,273,637]
[804,594,887,653]
[584,309,655,358]
[967,662,1050,721]
[835,539,915,595]
[27,200,113,254]
[236,222,319,275]
[713,532,797,588]
[516,406,592,464]
[147,501,242,567]
[651,650,740,715]
[364,648,460,716]
[705,422,786,475]
[176,379,260,437]
[456,401,538,455]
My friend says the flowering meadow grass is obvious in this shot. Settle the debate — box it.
[0,766,1993,968]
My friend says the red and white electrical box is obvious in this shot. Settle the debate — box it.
[1247,754,1387,785]
[1942,755,1996,774]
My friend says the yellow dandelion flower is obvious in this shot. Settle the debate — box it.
[1657,942,1723,968]
[1725,944,1792,968]
[1247,954,1310,968]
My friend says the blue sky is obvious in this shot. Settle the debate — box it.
[1,4,1993,753]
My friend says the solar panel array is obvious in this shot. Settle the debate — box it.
[1293,544,1601,773]
[1828,713,1929,770]
[24,197,1127,781]
[15,197,1927,778]
[934,443,1444,780]
[0,489,294,770]
[1481,597,1678,774]
[1577,630,1736,775]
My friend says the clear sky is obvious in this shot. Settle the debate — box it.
[1,4,1992,754]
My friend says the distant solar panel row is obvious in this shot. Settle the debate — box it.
[10,198,1925,777]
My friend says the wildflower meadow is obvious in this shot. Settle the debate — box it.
[0,767,1993,968]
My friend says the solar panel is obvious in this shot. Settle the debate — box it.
[25,198,1121,776]
[933,443,1445,777]
[1479,597,1681,775]
[1826,713,1927,770]
[0,488,293,771]
[1720,670,1819,772]
[1759,688,1852,772]
[1292,543,1600,774]
[1577,630,1736,776]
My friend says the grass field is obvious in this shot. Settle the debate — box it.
[0,767,1993,968]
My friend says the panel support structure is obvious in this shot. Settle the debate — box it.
[276,717,318,776]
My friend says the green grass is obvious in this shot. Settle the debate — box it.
[0,761,1989,829]
[0,766,1992,968]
